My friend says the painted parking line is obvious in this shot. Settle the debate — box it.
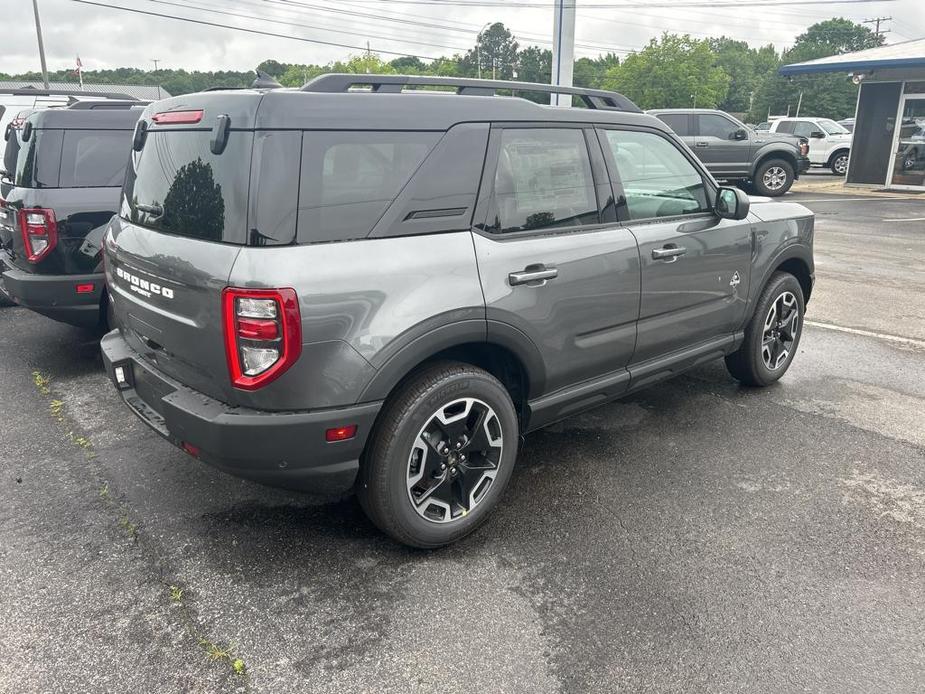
[805,320,925,348]
[793,197,925,203]
[881,217,925,222]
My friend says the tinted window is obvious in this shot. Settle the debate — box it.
[656,113,691,136]
[603,129,710,221]
[297,130,439,243]
[59,129,131,187]
[775,121,795,134]
[3,128,21,176]
[493,128,598,233]
[15,129,62,189]
[755,122,771,131]
[122,130,253,244]
[697,114,738,139]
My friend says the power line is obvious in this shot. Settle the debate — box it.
[69,0,452,59]
[862,15,891,38]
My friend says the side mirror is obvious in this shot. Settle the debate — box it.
[21,122,32,142]
[715,186,750,221]
[810,130,825,138]
[3,123,11,142]
[732,128,748,140]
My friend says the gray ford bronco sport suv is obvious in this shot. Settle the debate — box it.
[101,75,814,548]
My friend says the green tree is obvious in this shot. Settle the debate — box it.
[748,18,884,121]
[573,53,620,89]
[162,158,224,241]
[517,46,551,83]
[256,59,288,78]
[389,56,427,73]
[603,33,730,109]
[710,37,778,114]
[459,23,519,79]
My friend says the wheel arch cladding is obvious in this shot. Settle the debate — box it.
[775,256,813,303]
[828,148,850,166]
[752,149,796,178]
[362,338,538,429]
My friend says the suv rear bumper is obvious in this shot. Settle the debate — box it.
[796,156,811,176]
[100,329,381,494]
[0,249,103,327]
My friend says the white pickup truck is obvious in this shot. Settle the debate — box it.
[767,117,853,175]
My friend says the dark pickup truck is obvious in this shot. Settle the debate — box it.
[649,108,811,196]
[0,103,143,328]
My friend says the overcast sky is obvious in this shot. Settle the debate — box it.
[4,0,923,76]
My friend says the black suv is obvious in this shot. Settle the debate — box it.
[100,75,814,547]
[0,102,143,328]
[649,109,811,196]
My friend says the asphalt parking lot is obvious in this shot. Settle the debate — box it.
[1,191,924,693]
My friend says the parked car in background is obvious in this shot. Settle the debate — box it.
[649,108,810,196]
[837,118,855,133]
[0,88,138,163]
[0,102,144,328]
[100,75,815,547]
[767,117,852,175]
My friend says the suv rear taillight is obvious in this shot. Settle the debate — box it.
[799,139,809,156]
[222,287,301,390]
[19,208,58,263]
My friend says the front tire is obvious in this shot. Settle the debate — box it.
[357,362,519,548]
[752,158,794,197]
[725,272,805,387]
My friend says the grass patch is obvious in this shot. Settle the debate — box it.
[32,370,51,395]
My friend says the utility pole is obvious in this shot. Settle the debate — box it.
[31,0,50,89]
[862,16,891,39]
[366,41,371,73]
[550,0,576,107]
[151,58,160,71]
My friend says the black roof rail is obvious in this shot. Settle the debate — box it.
[1,87,138,100]
[66,99,150,110]
[300,74,641,112]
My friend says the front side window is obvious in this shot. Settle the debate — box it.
[697,114,738,140]
[60,129,132,187]
[603,129,710,221]
[493,128,598,233]
[297,130,439,243]
[818,118,849,135]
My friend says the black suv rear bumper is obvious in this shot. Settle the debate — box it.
[796,156,811,176]
[0,249,103,327]
[100,329,381,494]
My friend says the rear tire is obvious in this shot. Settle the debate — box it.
[725,272,805,387]
[357,361,519,548]
[829,151,849,176]
[752,158,794,197]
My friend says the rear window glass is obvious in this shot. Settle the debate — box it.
[15,129,63,189]
[297,130,439,243]
[59,129,131,187]
[122,130,253,244]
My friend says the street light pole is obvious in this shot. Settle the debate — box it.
[31,0,50,89]
[476,22,492,80]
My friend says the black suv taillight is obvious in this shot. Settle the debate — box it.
[19,207,57,263]
[222,287,301,390]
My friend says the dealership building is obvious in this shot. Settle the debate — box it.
[781,38,925,191]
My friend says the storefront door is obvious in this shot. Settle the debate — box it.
[889,93,925,190]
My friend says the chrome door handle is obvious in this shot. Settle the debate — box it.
[695,141,709,147]
[509,264,558,286]
[652,246,686,260]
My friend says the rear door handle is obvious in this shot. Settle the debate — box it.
[652,246,686,261]
[509,264,558,286]
[695,141,709,147]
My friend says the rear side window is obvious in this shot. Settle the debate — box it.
[15,129,63,189]
[59,129,131,187]
[790,121,817,138]
[493,128,598,233]
[122,130,253,244]
[656,113,691,136]
[297,131,439,243]
[775,121,795,134]
[602,129,710,221]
